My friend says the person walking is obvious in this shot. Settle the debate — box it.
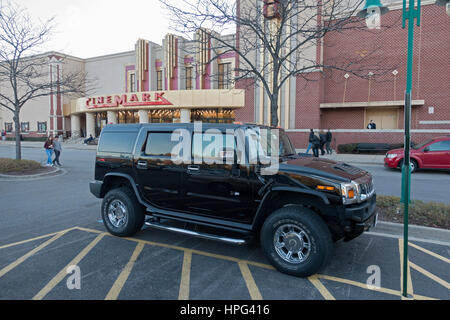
[1,130,6,142]
[311,133,321,158]
[325,129,333,154]
[306,129,314,154]
[319,130,327,156]
[44,137,54,166]
[52,136,62,166]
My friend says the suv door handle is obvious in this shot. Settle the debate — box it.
[137,160,148,170]
[187,165,200,172]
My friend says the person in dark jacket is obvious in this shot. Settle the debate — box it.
[319,130,327,156]
[311,134,321,157]
[306,129,314,154]
[325,129,333,154]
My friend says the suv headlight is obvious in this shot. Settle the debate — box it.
[341,181,360,204]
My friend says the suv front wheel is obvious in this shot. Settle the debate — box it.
[101,187,145,237]
[260,206,333,277]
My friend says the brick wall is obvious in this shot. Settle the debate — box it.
[322,4,450,131]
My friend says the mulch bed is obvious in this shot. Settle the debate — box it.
[1,166,56,176]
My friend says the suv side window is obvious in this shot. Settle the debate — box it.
[145,132,180,157]
[98,132,136,153]
[428,140,450,152]
[192,132,236,163]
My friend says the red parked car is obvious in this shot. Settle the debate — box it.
[384,136,450,172]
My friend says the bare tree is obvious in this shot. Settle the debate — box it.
[160,0,397,126]
[0,1,91,160]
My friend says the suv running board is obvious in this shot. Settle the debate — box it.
[144,221,248,245]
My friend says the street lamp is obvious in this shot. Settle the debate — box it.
[359,0,448,299]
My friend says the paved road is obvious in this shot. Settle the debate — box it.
[357,164,450,204]
[0,145,448,301]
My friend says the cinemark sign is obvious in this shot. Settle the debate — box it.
[86,92,172,109]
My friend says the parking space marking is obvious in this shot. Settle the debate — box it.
[409,242,450,264]
[238,262,263,300]
[308,275,336,300]
[0,227,75,250]
[409,262,450,290]
[32,233,106,300]
[399,239,414,299]
[0,230,69,279]
[105,242,145,300]
[178,250,192,300]
[1,226,445,300]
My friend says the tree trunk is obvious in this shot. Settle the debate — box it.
[13,110,22,160]
[270,94,279,127]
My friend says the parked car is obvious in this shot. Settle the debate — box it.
[384,136,450,172]
[90,123,377,277]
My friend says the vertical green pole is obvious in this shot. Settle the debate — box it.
[401,0,420,299]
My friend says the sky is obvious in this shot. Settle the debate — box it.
[17,0,175,59]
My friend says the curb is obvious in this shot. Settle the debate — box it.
[0,167,67,181]
[371,221,450,245]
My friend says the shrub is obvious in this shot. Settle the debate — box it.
[0,158,42,173]
[337,143,358,153]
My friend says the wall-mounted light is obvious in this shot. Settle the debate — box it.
[357,0,389,29]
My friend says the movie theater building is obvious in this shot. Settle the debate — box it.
[1,0,449,148]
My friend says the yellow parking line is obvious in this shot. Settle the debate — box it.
[317,274,403,297]
[409,262,450,290]
[74,227,276,270]
[399,239,414,299]
[0,230,69,279]
[308,275,336,300]
[408,242,450,264]
[105,242,145,300]
[238,262,263,300]
[32,233,105,300]
[0,227,76,250]
[178,250,192,300]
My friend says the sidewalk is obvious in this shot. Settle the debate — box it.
[0,140,98,150]
[296,149,385,165]
[0,141,386,164]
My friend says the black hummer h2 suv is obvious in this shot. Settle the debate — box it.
[90,123,377,277]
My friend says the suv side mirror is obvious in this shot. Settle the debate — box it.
[423,146,430,152]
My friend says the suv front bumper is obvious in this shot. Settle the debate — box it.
[343,194,377,240]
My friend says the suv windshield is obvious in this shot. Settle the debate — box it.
[247,127,296,158]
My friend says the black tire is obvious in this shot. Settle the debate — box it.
[260,206,333,277]
[101,187,145,237]
[398,159,418,173]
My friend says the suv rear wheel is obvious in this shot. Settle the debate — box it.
[101,187,145,237]
[260,206,333,277]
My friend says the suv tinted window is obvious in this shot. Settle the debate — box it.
[98,132,137,153]
[192,132,236,163]
[145,132,180,157]
[428,140,450,151]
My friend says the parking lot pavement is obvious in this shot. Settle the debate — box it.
[0,225,448,300]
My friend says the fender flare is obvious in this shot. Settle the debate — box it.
[102,173,151,209]
[251,186,331,230]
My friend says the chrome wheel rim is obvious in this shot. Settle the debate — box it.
[274,224,311,264]
[107,200,128,228]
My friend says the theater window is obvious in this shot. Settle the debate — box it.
[186,67,193,90]
[218,63,231,89]
[5,123,13,132]
[156,71,163,90]
[20,122,30,132]
[37,122,47,133]
[128,72,136,92]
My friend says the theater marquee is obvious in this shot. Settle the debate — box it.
[66,89,245,116]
